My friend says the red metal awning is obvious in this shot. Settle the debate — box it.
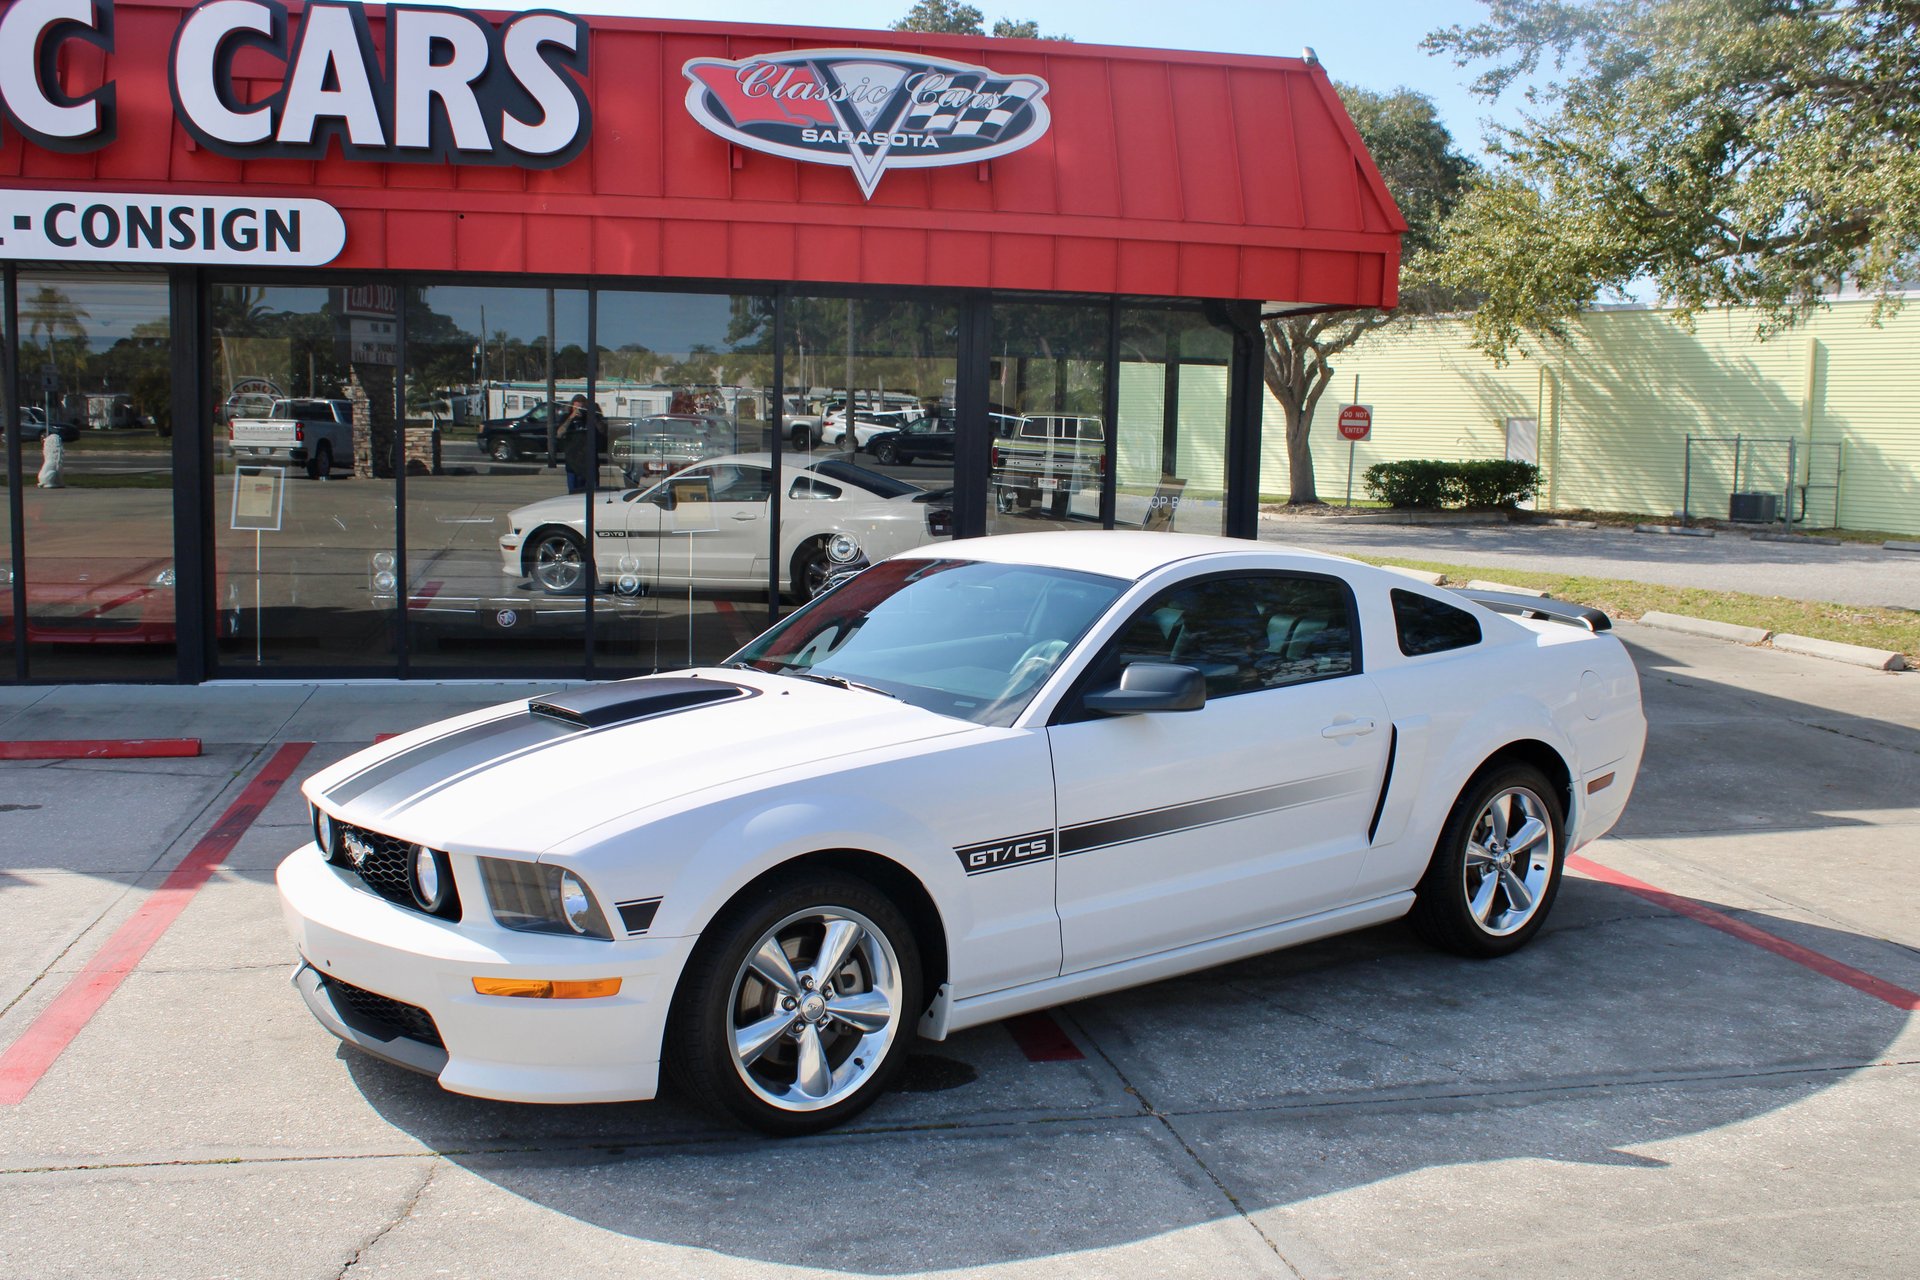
[1,1,1405,308]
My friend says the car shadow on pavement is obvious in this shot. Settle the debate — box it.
[339,881,1913,1274]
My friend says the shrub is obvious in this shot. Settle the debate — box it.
[1455,460,1540,508]
[1363,459,1539,509]
[1363,459,1454,508]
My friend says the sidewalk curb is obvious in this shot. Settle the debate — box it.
[1770,633,1908,672]
[1635,523,1715,538]
[1886,540,1920,554]
[1638,612,1772,645]
[1751,531,1843,546]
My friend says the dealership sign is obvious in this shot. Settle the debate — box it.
[0,0,591,168]
[683,49,1051,198]
[0,189,346,265]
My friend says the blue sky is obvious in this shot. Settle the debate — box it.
[482,1,1526,154]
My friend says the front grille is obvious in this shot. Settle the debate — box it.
[322,976,444,1049]
[325,821,462,921]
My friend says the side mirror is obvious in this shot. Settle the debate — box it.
[1083,662,1207,715]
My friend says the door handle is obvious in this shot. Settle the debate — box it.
[1321,718,1377,739]
[730,511,758,521]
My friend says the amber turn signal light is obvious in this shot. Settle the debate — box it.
[472,977,622,999]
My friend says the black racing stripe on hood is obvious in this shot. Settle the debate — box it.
[319,679,760,819]
[322,712,576,809]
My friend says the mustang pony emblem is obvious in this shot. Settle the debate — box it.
[682,48,1052,198]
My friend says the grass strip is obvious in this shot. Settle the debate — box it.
[1358,556,1920,664]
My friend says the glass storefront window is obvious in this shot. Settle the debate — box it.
[1115,309,1233,536]
[588,290,779,671]
[780,294,957,600]
[403,285,589,669]
[211,283,395,671]
[987,302,1110,533]
[11,271,175,678]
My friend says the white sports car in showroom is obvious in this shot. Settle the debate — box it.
[498,453,953,601]
[280,532,1644,1135]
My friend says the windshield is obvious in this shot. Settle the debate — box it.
[730,558,1127,726]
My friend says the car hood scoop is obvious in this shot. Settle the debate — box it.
[528,678,751,728]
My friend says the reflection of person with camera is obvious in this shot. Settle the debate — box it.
[559,394,605,494]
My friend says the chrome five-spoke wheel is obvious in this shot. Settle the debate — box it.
[1410,762,1566,958]
[728,907,903,1113]
[527,529,587,594]
[669,869,922,1135]
[1462,785,1554,936]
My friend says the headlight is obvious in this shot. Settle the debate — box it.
[410,845,450,913]
[827,532,862,564]
[558,872,595,934]
[478,857,613,940]
[312,805,336,861]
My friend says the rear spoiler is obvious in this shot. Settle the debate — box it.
[1455,589,1612,633]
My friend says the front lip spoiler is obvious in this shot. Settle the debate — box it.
[292,963,448,1079]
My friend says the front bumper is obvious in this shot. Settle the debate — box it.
[277,844,695,1104]
[233,445,305,464]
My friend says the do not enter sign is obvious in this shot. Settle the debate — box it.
[1337,403,1373,441]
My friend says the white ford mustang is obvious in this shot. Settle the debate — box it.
[280,532,1645,1134]
[499,452,953,600]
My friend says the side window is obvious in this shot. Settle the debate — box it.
[1392,589,1482,656]
[1110,575,1356,698]
[711,465,772,503]
[789,475,842,501]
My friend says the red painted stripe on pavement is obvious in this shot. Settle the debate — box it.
[1568,853,1920,1012]
[1005,1011,1086,1062]
[406,581,443,611]
[0,741,313,1105]
[0,738,201,760]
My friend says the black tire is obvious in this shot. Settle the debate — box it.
[790,425,812,451]
[790,540,832,602]
[491,436,517,462]
[1408,763,1566,958]
[523,527,590,595]
[306,441,332,480]
[872,438,900,466]
[666,868,922,1136]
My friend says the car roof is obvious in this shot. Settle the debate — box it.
[893,530,1362,582]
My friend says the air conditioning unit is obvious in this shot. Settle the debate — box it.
[1728,492,1779,523]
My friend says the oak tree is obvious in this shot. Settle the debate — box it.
[1264,86,1475,503]
[1427,0,1920,360]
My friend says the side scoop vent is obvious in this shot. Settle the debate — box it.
[528,678,751,729]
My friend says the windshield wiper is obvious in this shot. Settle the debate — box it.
[787,671,899,700]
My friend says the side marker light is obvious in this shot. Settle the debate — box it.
[472,977,623,999]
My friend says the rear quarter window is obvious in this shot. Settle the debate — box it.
[1392,589,1483,657]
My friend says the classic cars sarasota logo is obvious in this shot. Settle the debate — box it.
[681,48,1051,198]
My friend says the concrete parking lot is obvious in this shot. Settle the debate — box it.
[1,626,1916,1279]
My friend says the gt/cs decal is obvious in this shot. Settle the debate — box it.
[954,831,1053,876]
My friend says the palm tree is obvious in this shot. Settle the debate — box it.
[23,284,91,383]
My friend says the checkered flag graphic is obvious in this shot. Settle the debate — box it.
[903,77,1042,139]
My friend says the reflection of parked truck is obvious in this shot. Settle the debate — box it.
[229,398,354,479]
[990,415,1106,517]
[85,393,138,430]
